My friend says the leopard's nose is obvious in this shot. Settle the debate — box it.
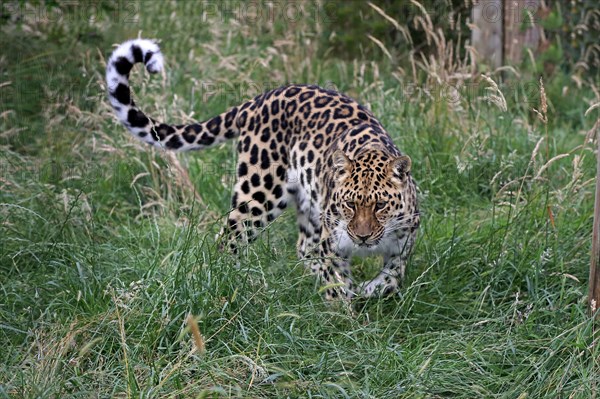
[356,233,372,242]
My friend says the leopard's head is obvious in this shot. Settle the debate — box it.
[329,148,418,252]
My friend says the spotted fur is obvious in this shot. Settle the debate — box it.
[106,39,420,299]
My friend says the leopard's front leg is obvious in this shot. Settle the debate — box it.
[358,229,417,298]
[358,255,406,298]
[308,237,356,300]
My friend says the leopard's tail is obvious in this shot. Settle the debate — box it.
[106,39,240,151]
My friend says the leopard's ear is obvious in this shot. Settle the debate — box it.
[332,150,351,171]
[390,155,411,176]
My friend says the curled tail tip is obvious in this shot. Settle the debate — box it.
[107,39,164,78]
[106,39,165,143]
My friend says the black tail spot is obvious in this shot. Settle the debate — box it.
[113,83,131,105]
[114,57,133,75]
[128,108,149,128]
[131,45,143,63]
[165,135,184,149]
[225,107,238,128]
[206,116,222,135]
[198,134,215,146]
[224,129,236,139]
[144,51,154,64]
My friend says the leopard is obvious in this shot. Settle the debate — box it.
[106,39,420,300]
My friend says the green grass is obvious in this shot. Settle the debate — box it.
[1,2,599,398]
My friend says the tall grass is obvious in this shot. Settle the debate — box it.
[1,1,598,398]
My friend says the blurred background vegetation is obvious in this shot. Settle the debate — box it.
[325,0,599,74]
[2,0,598,151]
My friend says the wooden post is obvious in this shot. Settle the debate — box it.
[591,119,599,399]
[504,0,541,65]
[471,0,503,69]
[471,0,542,68]
[591,123,600,317]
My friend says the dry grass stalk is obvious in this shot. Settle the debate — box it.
[163,151,205,206]
[367,2,412,44]
[533,77,548,124]
[530,137,545,165]
[186,314,206,355]
[367,34,393,62]
[533,153,570,180]
[479,74,507,112]
[586,102,600,117]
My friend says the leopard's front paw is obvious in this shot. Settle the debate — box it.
[358,275,399,298]
[323,281,357,301]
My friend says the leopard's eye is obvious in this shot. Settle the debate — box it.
[375,201,387,210]
[346,201,356,210]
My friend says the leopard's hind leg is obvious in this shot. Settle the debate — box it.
[220,134,289,252]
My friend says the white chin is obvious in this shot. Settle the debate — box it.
[333,229,379,257]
